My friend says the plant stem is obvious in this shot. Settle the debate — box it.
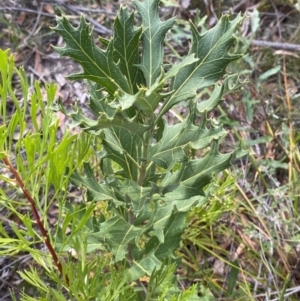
[133,118,153,300]
[127,205,134,264]
[2,157,69,286]
[127,206,147,298]
[137,117,152,186]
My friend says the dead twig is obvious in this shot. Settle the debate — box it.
[0,6,54,17]
[23,2,43,44]
[58,3,112,35]
[269,0,283,41]
[0,0,113,36]
[252,39,300,51]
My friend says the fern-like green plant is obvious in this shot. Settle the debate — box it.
[51,0,244,298]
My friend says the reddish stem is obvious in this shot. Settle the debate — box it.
[2,157,69,286]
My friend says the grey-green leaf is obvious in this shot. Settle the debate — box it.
[161,141,233,201]
[71,163,117,202]
[130,251,162,279]
[52,16,130,95]
[134,0,175,86]
[58,101,149,138]
[196,83,224,113]
[119,180,152,216]
[113,7,144,93]
[92,216,144,262]
[150,113,227,169]
[159,14,244,117]
[101,128,142,181]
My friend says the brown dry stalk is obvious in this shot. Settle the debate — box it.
[2,157,69,286]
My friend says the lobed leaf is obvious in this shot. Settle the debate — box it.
[92,216,144,262]
[116,77,165,115]
[150,111,227,169]
[119,180,153,217]
[52,16,130,95]
[129,210,188,279]
[158,14,244,118]
[134,0,175,86]
[161,141,233,201]
[130,251,162,279]
[150,210,187,260]
[58,100,149,138]
[113,7,144,93]
[101,128,142,181]
[71,163,118,203]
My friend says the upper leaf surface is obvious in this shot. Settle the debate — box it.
[130,251,162,279]
[134,0,175,86]
[102,128,142,181]
[113,7,144,93]
[71,163,117,202]
[115,54,199,114]
[58,101,149,138]
[129,211,186,279]
[93,216,144,262]
[119,180,152,217]
[150,211,186,260]
[161,141,233,201]
[89,82,115,117]
[52,16,130,95]
[159,14,243,117]
[149,112,227,169]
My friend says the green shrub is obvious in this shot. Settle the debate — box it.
[0,0,244,299]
